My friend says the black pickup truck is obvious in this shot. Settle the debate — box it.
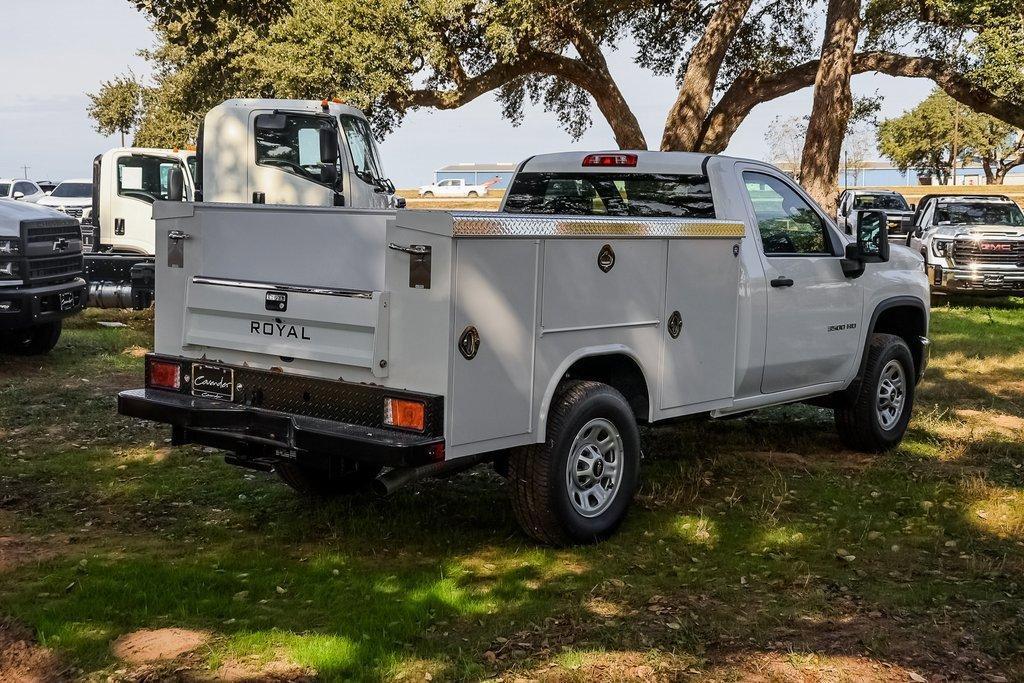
[0,200,86,354]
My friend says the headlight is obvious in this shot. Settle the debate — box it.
[0,238,19,255]
[932,239,951,257]
[0,260,20,279]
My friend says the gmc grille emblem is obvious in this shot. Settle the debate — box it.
[979,242,1012,252]
[52,238,69,252]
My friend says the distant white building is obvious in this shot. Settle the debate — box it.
[778,160,1024,186]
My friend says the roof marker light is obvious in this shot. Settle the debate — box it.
[583,153,638,168]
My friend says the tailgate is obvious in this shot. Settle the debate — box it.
[154,203,396,377]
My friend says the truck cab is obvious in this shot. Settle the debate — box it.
[198,99,398,209]
[907,194,1024,295]
[119,151,929,545]
[84,99,399,309]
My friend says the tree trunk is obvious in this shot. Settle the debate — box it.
[661,0,754,151]
[982,158,997,184]
[799,0,862,211]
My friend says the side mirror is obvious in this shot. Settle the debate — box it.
[855,209,889,264]
[395,197,407,209]
[320,128,340,165]
[909,203,916,211]
[167,167,185,202]
[321,163,339,186]
[12,191,24,200]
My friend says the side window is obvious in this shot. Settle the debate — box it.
[439,180,453,187]
[743,172,832,255]
[117,155,179,204]
[14,182,33,196]
[254,113,337,186]
[339,115,385,186]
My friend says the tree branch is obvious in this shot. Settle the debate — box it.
[699,51,1024,154]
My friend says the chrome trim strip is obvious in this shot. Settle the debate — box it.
[450,213,745,238]
[540,319,661,336]
[192,276,375,299]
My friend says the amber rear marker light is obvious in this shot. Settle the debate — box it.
[148,360,181,390]
[384,398,426,431]
[582,153,637,167]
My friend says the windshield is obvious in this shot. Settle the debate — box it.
[0,184,9,197]
[503,172,715,218]
[853,193,909,211]
[339,115,386,187]
[935,202,1024,227]
[186,155,197,182]
[50,182,92,198]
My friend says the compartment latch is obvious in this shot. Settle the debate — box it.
[388,242,432,289]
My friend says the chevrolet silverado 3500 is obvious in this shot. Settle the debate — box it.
[118,151,930,545]
[0,201,86,354]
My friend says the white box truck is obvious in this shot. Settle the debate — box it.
[84,99,400,308]
[118,151,930,544]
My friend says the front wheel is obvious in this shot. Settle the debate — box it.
[421,191,434,197]
[834,333,915,452]
[1,321,62,355]
[509,381,641,545]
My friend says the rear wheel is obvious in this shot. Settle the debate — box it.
[422,191,434,197]
[1,321,62,355]
[834,333,915,452]
[276,459,382,496]
[468,191,479,197]
[509,381,640,545]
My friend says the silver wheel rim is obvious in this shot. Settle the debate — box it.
[565,417,624,518]
[876,359,907,430]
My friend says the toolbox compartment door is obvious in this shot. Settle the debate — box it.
[183,278,390,376]
[659,239,740,410]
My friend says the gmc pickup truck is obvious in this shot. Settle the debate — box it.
[907,194,1024,295]
[0,201,86,354]
[118,151,930,545]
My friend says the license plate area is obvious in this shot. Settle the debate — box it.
[191,363,235,400]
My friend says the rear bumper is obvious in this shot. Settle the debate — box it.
[118,388,444,466]
[928,265,1024,295]
[0,278,86,330]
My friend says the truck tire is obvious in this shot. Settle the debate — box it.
[509,380,641,545]
[422,191,434,197]
[1,321,62,355]
[275,460,382,496]
[834,333,915,452]
[468,191,479,197]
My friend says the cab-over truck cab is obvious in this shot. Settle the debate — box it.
[119,151,929,545]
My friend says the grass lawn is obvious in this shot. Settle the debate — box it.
[1,302,1023,681]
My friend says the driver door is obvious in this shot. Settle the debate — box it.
[740,170,864,394]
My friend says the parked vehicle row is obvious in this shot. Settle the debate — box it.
[418,177,497,198]
[118,147,930,545]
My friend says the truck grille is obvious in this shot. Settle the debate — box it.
[28,254,84,281]
[25,220,83,245]
[18,218,84,284]
[55,206,84,220]
[951,239,1024,267]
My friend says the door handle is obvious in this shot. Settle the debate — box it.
[388,242,430,256]
[770,277,794,288]
[167,230,191,241]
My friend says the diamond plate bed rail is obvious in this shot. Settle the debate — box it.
[449,212,746,238]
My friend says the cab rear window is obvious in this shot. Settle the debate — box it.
[503,172,715,218]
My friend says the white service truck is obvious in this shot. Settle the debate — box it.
[118,151,930,545]
[84,99,399,308]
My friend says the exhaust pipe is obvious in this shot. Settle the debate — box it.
[373,452,490,496]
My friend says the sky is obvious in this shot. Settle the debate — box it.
[0,0,936,188]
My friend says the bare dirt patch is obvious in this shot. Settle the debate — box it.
[741,450,878,470]
[112,628,210,664]
[214,655,312,681]
[0,535,67,573]
[0,619,68,682]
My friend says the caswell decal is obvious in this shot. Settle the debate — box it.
[250,321,311,340]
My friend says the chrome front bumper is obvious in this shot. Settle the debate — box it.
[928,265,1024,294]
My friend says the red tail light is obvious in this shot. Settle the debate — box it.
[147,359,181,390]
[583,153,637,167]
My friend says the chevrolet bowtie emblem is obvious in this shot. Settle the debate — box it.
[52,238,69,252]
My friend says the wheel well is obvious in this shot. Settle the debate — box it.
[871,304,926,374]
[560,354,650,421]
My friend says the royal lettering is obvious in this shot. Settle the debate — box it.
[249,320,311,341]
